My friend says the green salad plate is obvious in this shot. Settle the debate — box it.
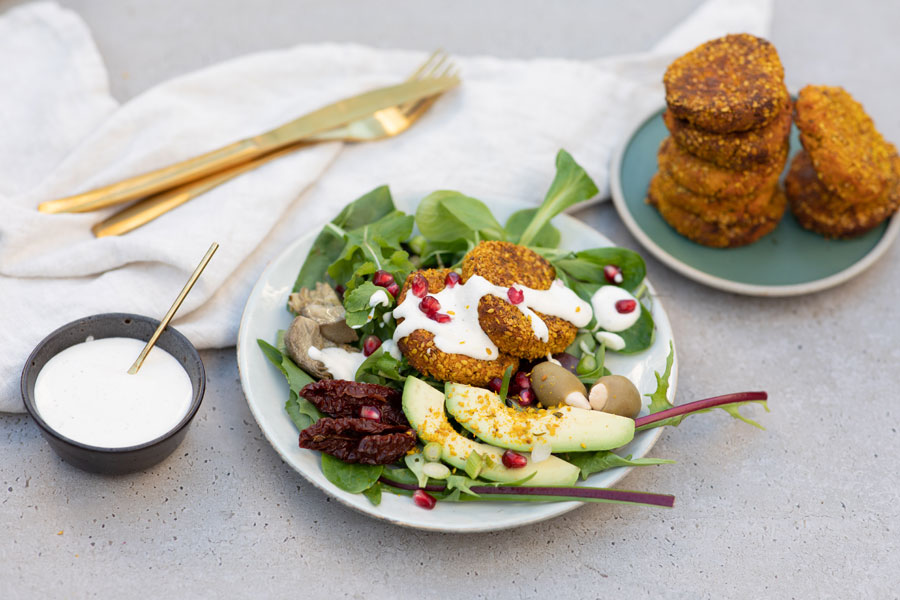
[610,104,900,297]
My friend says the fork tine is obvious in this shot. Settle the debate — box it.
[423,53,449,79]
[408,49,445,81]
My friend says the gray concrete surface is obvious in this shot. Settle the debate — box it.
[2,1,899,598]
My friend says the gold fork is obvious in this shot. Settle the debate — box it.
[91,51,456,237]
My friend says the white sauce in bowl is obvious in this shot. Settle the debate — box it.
[34,337,193,448]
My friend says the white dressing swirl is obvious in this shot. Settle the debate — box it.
[392,275,591,361]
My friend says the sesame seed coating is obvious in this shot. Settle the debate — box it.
[795,85,897,205]
[657,136,787,198]
[462,241,578,360]
[664,33,788,133]
[786,151,900,238]
[396,268,519,386]
[662,99,792,169]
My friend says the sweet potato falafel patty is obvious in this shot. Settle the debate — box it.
[395,268,519,387]
[648,174,786,248]
[786,151,900,238]
[794,85,898,205]
[664,33,788,133]
[461,241,579,359]
[662,99,792,169]
[657,136,787,198]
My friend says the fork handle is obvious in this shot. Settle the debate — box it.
[38,137,272,214]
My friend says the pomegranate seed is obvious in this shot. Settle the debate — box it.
[372,270,394,288]
[487,377,503,393]
[419,295,441,314]
[334,284,345,297]
[386,282,400,298]
[507,286,524,305]
[615,299,637,314]
[502,450,528,469]
[444,271,461,287]
[359,405,381,421]
[432,312,451,324]
[411,273,429,298]
[514,371,531,390]
[517,388,535,407]
[603,265,624,285]
[413,489,437,509]
[363,335,382,356]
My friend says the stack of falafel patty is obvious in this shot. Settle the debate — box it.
[649,33,791,248]
[787,85,900,238]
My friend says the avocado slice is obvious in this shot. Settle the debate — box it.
[445,383,635,453]
[402,376,579,486]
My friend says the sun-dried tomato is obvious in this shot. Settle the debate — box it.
[299,380,408,426]
[299,417,416,464]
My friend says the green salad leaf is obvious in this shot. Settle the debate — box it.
[552,247,647,293]
[565,451,674,480]
[516,150,599,246]
[361,482,382,506]
[257,339,323,430]
[612,306,655,354]
[505,208,560,248]
[326,211,415,288]
[416,191,506,244]
[646,341,675,414]
[354,346,407,386]
[343,281,390,328]
[293,185,395,292]
[321,454,384,494]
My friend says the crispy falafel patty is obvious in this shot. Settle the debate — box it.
[648,176,787,248]
[657,136,787,198]
[664,34,789,133]
[662,99,792,169]
[461,241,579,359]
[647,170,783,227]
[795,85,898,205]
[786,151,900,238]
[395,268,519,386]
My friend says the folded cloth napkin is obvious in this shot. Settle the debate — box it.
[0,0,772,412]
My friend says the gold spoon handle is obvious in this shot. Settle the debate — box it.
[128,242,219,374]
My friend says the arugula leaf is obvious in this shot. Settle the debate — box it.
[646,341,675,414]
[343,281,388,329]
[361,482,382,506]
[321,454,384,493]
[565,451,674,480]
[506,208,560,247]
[293,186,395,292]
[517,150,599,247]
[415,191,506,244]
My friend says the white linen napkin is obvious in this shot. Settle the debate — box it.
[0,0,772,412]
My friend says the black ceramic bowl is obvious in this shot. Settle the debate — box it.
[21,313,205,475]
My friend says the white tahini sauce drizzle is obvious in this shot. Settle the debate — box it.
[392,275,591,361]
[34,337,193,448]
[381,339,402,360]
[590,286,641,332]
[595,331,626,351]
[369,289,390,308]
[308,346,367,381]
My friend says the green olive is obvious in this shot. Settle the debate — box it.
[588,375,641,418]
[531,361,589,409]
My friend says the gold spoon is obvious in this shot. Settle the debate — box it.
[128,242,219,374]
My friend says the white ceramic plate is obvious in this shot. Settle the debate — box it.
[236,197,677,532]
